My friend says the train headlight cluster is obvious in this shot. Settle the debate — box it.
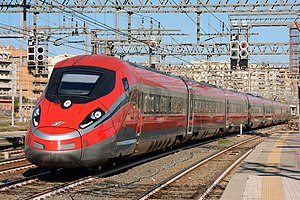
[79,108,105,129]
[32,106,41,127]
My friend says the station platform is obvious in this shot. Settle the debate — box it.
[0,131,26,148]
[221,130,300,200]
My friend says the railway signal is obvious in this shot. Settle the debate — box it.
[27,38,36,74]
[230,41,239,59]
[239,41,248,59]
[27,38,47,75]
[230,41,239,70]
[149,36,158,68]
[27,46,35,62]
[149,40,158,50]
[36,46,45,62]
[239,41,249,69]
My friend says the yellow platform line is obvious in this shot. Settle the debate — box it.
[261,132,289,200]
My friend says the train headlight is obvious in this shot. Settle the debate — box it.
[79,108,105,129]
[32,106,41,127]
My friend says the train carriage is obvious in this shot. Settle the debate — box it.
[272,101,290,124]
[184,80,226,140]
[262,98,275,126]
[129,63,188,155]
[223,90,248,131]
[246,94,265,129]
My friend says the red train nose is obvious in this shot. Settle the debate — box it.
[26,127,83,168]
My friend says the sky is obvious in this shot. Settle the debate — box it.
[0,6,295,66]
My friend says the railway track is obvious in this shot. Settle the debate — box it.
[0,136,221,200]
[0,162,36,176]
[0,149,24,159]
[0,125,284,199]
[0,156,37,177]
[135,136,262,199]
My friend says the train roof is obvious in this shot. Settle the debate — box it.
[55,55,287,105]
[128,61,221,90]
[127,61,183,81]
[54,55,127,71]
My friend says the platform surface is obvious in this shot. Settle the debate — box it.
[221,130,300,200]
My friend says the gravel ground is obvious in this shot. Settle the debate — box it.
[51,133,261,200]
[1,124,286,200]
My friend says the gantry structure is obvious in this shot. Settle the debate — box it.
[0,0,299,103]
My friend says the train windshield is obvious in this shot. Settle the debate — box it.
[58,72,102,96]
[45,66,116,104]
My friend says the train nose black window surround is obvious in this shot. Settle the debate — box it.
[45,66,116,104]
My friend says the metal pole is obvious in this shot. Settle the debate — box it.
[149,48,152,68]
[19,3,23,123]
[115,10,119,40]
[19,0,27,122]
[240,124,243,135]
[11,63,15,127]
[196,11,201,45]
[298,85,300,132]
[85,22,88,54]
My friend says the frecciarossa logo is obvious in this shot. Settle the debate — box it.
[52,121,65,126]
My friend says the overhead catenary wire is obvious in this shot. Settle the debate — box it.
[38,0,197,65]
[0,22,95,56]
[2,0,223,65]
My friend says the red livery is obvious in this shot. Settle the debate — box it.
[25,55,290,168]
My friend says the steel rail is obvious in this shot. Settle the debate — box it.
[24,137,221,200]
[0,163,36,175]
[134,136,261,200]
[196,148,253,200]
[0,157,26,165]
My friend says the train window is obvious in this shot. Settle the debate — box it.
[46,66,116,104]
[197,100,200,113]
[131,91,138,104]
[194,100,199,113]
[144,94,150,114]
[168,97,172,114]
[165,96,170,114]
[155,95,160,114]
[58,72,101,96]
[160,96,167,114]
[202,100,206,113]
[122,78,129,91]
[178,98,183,113]
[138,92,143,110]
[170,97,175,114]
[170,97,180,114]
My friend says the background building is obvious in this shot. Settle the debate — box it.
[158,61,296,104]
[0,45,74,118]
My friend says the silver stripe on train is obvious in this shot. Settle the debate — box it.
[116,139,137,146]
[33,128,80,140]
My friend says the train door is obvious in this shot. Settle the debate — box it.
[187,87,194,135]
[225,94,229,129]
[247,97,251,129]
[135,91,143,138]
[129,90,143,154]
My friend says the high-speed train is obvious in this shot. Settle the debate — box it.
[25,55,290,168]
